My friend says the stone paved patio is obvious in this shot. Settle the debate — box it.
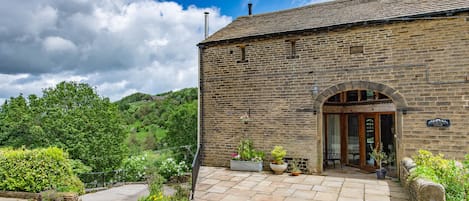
[194,166,409,201]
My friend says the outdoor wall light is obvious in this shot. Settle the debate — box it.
[311,83,319,96]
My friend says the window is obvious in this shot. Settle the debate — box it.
[327,94,341,103]
[325,90,390,105]
[236,45,248,63]
[286,39,299,59]
[346,91,358,102]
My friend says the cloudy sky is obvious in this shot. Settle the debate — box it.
[0,0,331,102]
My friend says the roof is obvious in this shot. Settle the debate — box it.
[201,0,469,45]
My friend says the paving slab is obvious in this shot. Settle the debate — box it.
[80,184,148,201]
[194,166,410,201]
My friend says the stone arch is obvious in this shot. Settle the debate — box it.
[313,81,407,110]
[313,80,407,173]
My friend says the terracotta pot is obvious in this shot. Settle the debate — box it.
[290,171,301,176]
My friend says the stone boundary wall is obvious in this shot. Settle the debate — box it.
[399,157,445,201]
[0,191,80,201]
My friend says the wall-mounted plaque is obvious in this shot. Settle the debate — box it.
[426,118,450,127]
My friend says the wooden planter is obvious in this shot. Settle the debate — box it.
[230,160,263,172]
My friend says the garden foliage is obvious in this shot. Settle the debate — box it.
[0,81,127,171]
[121,153,149,182]
[236,139,264,162]
[271,146,287,164]
[138,172,189,201]
[410,150,468,201]
[158,158,189,181]
[117,88,197,162]
[0,147,84,194]
[164,100,197,164]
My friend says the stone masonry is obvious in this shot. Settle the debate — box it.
[199,8,469,173]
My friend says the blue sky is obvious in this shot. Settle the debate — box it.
[168,0,316,18]
[0,0,331,102]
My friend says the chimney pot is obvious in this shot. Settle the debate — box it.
[248,3,252,15]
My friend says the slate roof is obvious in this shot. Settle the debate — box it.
[201,0,469,44]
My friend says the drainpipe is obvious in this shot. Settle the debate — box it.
[197,44,204,157]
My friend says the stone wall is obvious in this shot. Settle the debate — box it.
[0,191,80,201]
[400,157,445,201]
[200,15,469,172]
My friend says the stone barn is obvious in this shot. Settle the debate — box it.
[197,0,469,174]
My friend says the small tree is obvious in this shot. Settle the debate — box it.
[0,81,128,171]
[164,100,197,164]
[369,143,387,169]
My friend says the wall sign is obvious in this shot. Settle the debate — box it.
[426,118,450,127]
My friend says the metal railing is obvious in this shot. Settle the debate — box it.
[78,169,135,190]
[190,145,202,200]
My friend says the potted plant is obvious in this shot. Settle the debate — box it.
[290,159,302,176]
[369,143,388,179]
[230,139,264,172]
[240,112,251,124]
[269,146,287,174]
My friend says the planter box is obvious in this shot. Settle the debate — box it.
[230,160,262,172]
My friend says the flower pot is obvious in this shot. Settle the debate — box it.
[269,162,288,174]
[376,168,387,180]
[230,160,263,172]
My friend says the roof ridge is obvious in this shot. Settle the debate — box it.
[202,0,469,44]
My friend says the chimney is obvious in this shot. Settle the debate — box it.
[248,3,252,15]
[204,12,209,39]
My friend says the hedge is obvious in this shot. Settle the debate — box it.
[0,147,84,194]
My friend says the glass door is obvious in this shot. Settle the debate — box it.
[363,114,378,170]
[347,114,360,166]
[325,115,341,164]
[328,112,394,172]
[380,114,396,176]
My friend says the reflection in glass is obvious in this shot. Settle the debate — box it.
[326,115,341,161]
[347,115,359,166]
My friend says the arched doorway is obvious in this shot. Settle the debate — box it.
[313,81,407,174]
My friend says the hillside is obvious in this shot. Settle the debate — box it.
[115,88,198,156]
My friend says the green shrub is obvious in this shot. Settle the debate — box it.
[411,150,468,201]
[69,159,92,175]
[0,147,84,194]
[158,158,188,181]
[138,172,189,201]
[121,153,149,182]
[271,146,287,164]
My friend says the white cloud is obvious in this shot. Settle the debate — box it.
[43,36,77,52]
[0,0,232,101]
[293,0,333,6]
